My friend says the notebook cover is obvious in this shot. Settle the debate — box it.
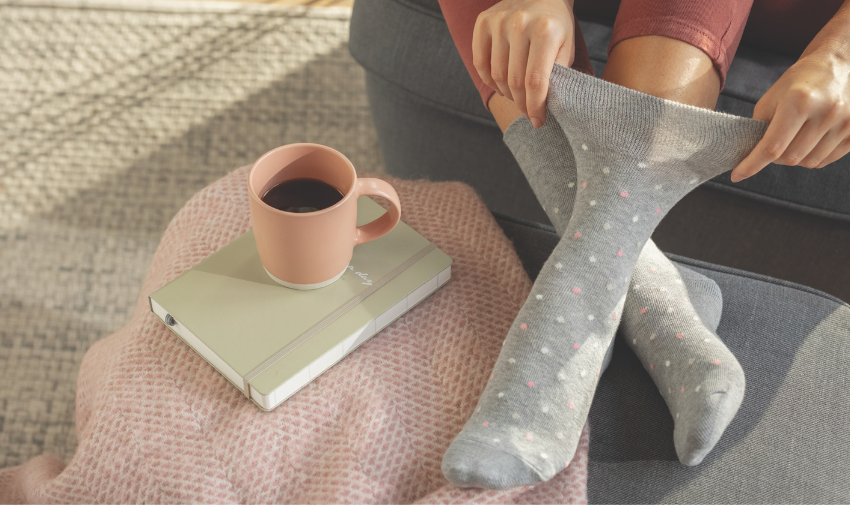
[150,197,452,403]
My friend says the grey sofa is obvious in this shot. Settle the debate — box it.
[349,0,850,502]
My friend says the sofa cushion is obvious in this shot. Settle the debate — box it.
[494,213,850,503]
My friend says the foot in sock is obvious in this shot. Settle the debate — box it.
[502,111,745,465]
[441,68,764,490]
[623,241,744,466]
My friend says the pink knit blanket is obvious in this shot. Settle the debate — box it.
[0,168,588,503]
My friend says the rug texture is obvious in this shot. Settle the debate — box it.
[0,0,383,468]
[0,168,590,503]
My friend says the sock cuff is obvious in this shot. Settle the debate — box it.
[547,64,767,166]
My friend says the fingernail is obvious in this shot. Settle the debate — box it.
[730,173,744,183]
[530,117,542,128]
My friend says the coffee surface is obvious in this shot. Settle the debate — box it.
[261,178,344,213]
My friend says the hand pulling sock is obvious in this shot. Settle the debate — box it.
[442,65,765,489]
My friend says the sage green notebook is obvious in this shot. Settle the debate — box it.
[149,197,452,411]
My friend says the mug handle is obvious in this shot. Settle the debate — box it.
[353,178,402,245]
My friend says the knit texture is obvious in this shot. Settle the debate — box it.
[502,113,744,466]
[0,167,588,504]
[442,66,765,489]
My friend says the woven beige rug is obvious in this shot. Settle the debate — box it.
[0,0,382,468]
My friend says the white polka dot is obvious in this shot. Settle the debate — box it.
[556,432,565,440]
[568,182,575,188]
[553,207,559,214]
[541,405,549,413]
[541,347,550,354]
[602,167,610,174]
[689,177,698,184]
[582,144,588,151]
[603,223,611,230]
[665,360,671,367]
[704,338,711,343]
[638,162,647,168]
[632,215,639,222]
[580,370,587,377]
[693,315,700,321]
[555,262,563,270]
[655,184,663,190]
[498,391,505,398]
[587,314,595,321]
[475,406,481,413]
[590,200,596,206]
[494,438,500,443]
[556,316,565,323]
[695,385,701,392]
[667,307,674,313]
[589,255,597,263]
[606,284,613,291]
[536,294,543,300]
[634,284,641,290]
[557,373,567,381]
[633,338,637,345]
[650,333,656,340]
[676,413,679,418]
[688,358,695,365]
[541,453,549,459]
[508,358,516,364]
[512,413,520,419]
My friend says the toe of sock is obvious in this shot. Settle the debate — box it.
[442,439,544,490]
[674,387,744,466]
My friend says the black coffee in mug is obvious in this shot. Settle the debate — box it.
[261,178,344,213]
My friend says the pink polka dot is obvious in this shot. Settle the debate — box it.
[483,421,489,427]
[568,402,575,409]
[526,433,534,440]
[713,359,721,365]
[565,461,570,468]
[612,312,618,320]
[650,364,654,370]
[684,298,690,302]
[574,232,581,238]
[490,374,494,380]
[676,333,683,339]
[573,343,580,350]
[650,267,657,273]
[640,307,647,314]
[657,208,661,214]
[617,250,623,257]
[620,191,629,197]
[520,323,527,330]
[597,369,600,376]
[582,182,587,188]
[681,386,685,393]
[527,381,535,388]
[572,287,581,294]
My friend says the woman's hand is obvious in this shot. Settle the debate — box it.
[731,47,850,182]
[472,0,576,128]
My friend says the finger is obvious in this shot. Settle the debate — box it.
[777,119,833,168]
[525,33,560,127]
[800,124,850,168]
[507,36,531,117]
[817,137,850,167]
[731,99,808,182]
[472,17,499,94]
[490,31,512,100]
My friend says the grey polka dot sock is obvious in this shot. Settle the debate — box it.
[503,112,744,465]
[441,66,764,490]
[624,240,744,466]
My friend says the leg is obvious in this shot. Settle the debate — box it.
[603,35,721,109]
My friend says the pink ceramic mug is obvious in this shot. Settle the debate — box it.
[248,144,401,290]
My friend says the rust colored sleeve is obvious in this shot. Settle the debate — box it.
[437,0,594,110]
